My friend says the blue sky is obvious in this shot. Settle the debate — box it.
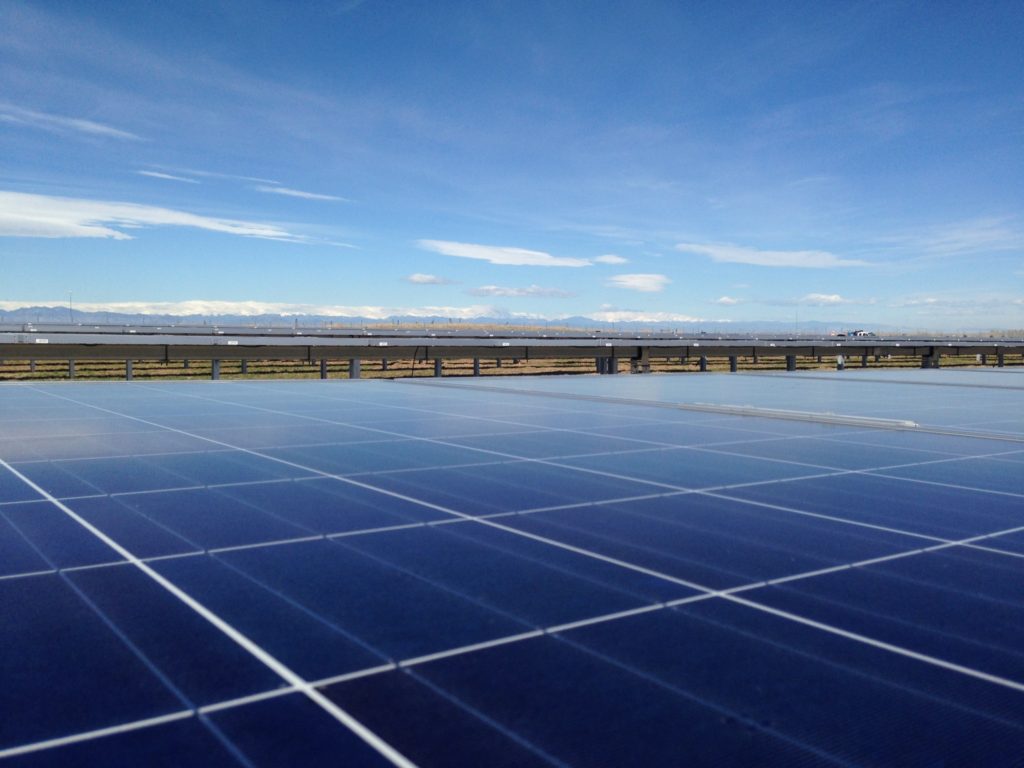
[1,0,1022,328]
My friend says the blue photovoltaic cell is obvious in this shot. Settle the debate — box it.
[263,439,493,475]
[212,476,453,531]
[151,554,385,680]
[0,512,51,576]
[2,501,124,568]
[0,575,183,751]
[1,373,1022,767]
[325,669,554,768]
[339,524,685,625]
[356,460,661,514]
[721,470,1024,540]
[207,538,529,660]
[0,466,44,503]
[872,455,1024,495]
[79,486,313,552]
[495,493,923,589]
[4,717,237,768]
[354,634,815,766]
[558,446,825,488]
[65,565,282,704]
[745,547,1024,682]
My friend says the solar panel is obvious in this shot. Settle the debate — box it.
[2,372,1023,766]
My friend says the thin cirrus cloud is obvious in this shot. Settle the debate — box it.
[880,217,1024,257]
[469,284,574,298]
[594,254,628,265]
[588,309,705,323]
[606,273,671,292]
[676,242,867,268]
[418,239,592,267]
[405,273,452,285]
[712,296,740,305]
[0,299,501,320]
[799,293,851,306]
[137,170,200,184]
[0,103,141,140]
[0,190,307,242]
[255,185,349,202]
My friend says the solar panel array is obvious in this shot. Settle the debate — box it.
[1,371,1023,766]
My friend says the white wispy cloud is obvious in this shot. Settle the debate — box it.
[0,299,502,320]
[0,190,308,242]
[167,167,280,184]
[255,185,349,202]
[594,254,628,264]
[881,217,1024,257]
[418,239,592,267]
[586,309,706,323]
[606,273,671,292]
[799,293,851,306]
[405,273,452,285]
[137,170,199,184]
[713,296,740,305]
[0,103,140,140]
[676,242,867,268]
[468,284,574,298]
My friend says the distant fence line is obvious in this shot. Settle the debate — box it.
[1,331,1022,380]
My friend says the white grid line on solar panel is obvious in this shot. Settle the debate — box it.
[5,471,1024,587]
[4,398,1024,579]
[0,457,417,768]
[3,416,922,468]
[0,503,257,766]
[134,381,1024,502]
[121,382,1024,505]
[0,475,308,508]
[6,514,1024,763]
[2,415,1023,588]
[17,384,1024,702]
[8,475,1024,581]
[227,377,1024,459]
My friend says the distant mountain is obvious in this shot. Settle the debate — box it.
[0,304,959,335]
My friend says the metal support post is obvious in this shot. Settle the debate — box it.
[240,360,248,375]
[381,359,388,371]
[473,358,481,376]
[68,359,75,379]
[609,356,619,374]
[997,352,1005,367]
[699,355,708,372]
[211,359,220,380]
[434,358,443,377]
[125,360,133,381]
[861,354,868,368]
[30,360,36,373]
[729,356,738,372]
[786,355,796,372]
[320,359,328,379]
[349,358,361,379]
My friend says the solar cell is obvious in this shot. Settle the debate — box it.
[1,372,1022,766]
